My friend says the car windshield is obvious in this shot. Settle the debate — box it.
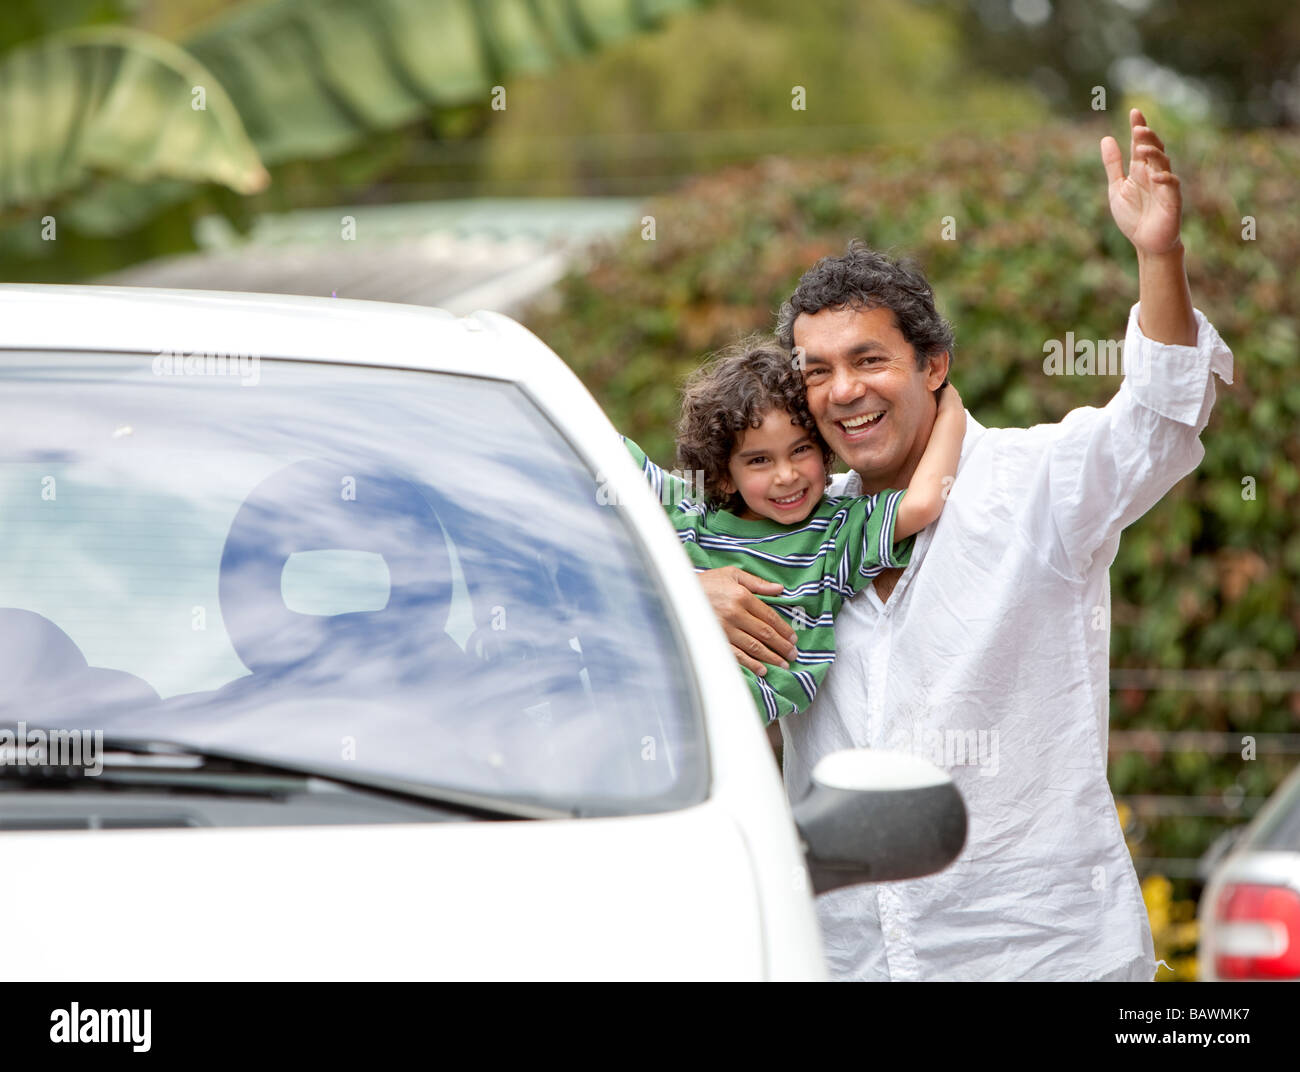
[1242,768,1300,853]
[0,351,706,816]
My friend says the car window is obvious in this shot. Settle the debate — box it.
[0,351,707,816]
[1243,767,1300,852]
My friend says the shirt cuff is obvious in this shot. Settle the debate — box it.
[1122,302,1234,426]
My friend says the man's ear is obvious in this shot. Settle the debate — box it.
[925,351,951,392]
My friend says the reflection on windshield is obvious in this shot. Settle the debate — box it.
[0,354,705,815]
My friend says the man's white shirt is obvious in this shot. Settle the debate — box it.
[781,303,1233,981]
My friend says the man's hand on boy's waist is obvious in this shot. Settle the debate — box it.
[697,566,799,677]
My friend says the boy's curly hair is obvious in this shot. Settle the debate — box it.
[675,335,834,513]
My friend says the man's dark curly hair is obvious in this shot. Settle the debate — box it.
[675,336,834,513]
[775,241,954,375]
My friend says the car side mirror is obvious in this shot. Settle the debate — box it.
[791,749,967,893]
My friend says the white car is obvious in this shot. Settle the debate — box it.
[0,284,965,981]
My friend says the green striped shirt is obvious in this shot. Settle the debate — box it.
[622,436,912,724]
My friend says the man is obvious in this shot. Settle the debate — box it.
[698,109,1233,980]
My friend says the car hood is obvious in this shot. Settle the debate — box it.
[3,801,771,981]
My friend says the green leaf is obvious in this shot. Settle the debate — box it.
[0,25,268,214]
[184,0,706,166]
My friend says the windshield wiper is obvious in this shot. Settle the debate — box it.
[0,728,575,821]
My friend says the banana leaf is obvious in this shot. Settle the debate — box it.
[1,0,703,245]
[184,0,705,165]
[0,25,268,215]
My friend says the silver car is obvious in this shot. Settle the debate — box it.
[1199,763,1300,981]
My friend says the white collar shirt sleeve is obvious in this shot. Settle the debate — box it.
[782,304,1233,981]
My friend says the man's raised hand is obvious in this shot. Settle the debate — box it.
[697,566,799,677]
[1101,107,1182,257]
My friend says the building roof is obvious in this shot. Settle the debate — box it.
[98,198,641,315]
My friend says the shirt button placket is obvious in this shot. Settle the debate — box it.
[878,885,920,980]
[864,622,891,748]
[866,619,918,978]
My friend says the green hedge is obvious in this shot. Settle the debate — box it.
[524,117,1300,888]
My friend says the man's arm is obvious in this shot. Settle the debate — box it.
[1101,108,1197,346]
[1023,107,1233,580]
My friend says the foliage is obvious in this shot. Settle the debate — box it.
[477,0,1047,194]
[523,112,1300,905]
[1142,873,1199,982]
[930,0,1300,128]
[1121,801,1199,980]
[184,0,706,170]
[0,0,706,279]
[0,0,132,56]
[0,26,268,218]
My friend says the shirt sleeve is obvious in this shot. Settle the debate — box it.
[835,488,914,593]
[742,665,800,725]
[1020,304,1233,580]
[620,434,696,508]
[619,434,717,574]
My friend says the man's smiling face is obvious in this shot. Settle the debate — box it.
[795,303,949,493]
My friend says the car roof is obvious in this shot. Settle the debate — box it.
[0,284,548,382]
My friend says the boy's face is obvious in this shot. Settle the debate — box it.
[795,304,949,493]
[720,409,827,523]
